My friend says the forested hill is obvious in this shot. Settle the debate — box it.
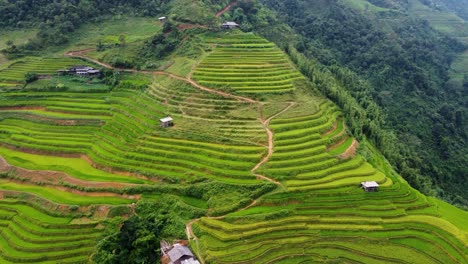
[255,0,468,207]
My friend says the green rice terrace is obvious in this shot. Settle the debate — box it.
[0,31,466,263]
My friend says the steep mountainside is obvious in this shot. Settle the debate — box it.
[257,0,467,207]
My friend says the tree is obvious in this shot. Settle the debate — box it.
[24,72,38,83]
[119,35,126,47]
[97,40,105,52]
[93,215,162,264]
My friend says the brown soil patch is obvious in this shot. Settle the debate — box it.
[0,106,46,111]
[338,139,360,160]
[93,205,111,219]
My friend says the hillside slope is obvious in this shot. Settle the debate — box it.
[0,1,466,263]
[256,0,467,207]
[189,31,468,264]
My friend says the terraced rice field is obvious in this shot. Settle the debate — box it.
[0,199,102,263]
[193,97,468,263]
[193,33,303,93]
[0,58,88,82]
[188,33,468,264]
[0,31,466,263]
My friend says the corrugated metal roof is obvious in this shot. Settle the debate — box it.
[223,21,239,26]
[361,181,379,188]
[181,259,200,264]
[168,244,194,262]
[160,117,173,123]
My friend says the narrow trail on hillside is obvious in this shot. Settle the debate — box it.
[216,1,237,17]
[251,102,296,187]
[66,50,256,103]
[67,49,295,264]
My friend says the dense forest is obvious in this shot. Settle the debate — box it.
[1,0,466,208]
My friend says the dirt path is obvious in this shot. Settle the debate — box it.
[216,1,237,17]
[66,49,295,263]
[66,49,256,104]
[251,102,296,187]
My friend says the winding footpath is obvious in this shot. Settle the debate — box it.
[215,1,237,18]
[251,102,296,187]
[66,49,294,264]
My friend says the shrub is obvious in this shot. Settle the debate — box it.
[24,72,38,83]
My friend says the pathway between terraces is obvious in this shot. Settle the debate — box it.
[67,49,294,264]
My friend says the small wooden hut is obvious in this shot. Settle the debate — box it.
[160,116,174,128]
[361,181,379,192]
[221,21,239,29]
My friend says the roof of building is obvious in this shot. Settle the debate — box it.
[160,117,173,123]
[87,70,100,74]
[181,259,200,264]
[159,16,167,19]
[71,66,94,70]
[361,181,379,188]
[222,21,239,26]
[167,244,194,263]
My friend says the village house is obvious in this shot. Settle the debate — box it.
[159,16,167,23]
[57,66,101,77]
[161,241,200,264]
[221,21,239,29]
[160,116,174,128]
[361,181,379,192]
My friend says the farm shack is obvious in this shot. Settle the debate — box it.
[221,21,239,29]
[160,116,174,128]
[160,242,200,264]
[57,66,101,77]
[159,16,167,22]
[361,181,379,192]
